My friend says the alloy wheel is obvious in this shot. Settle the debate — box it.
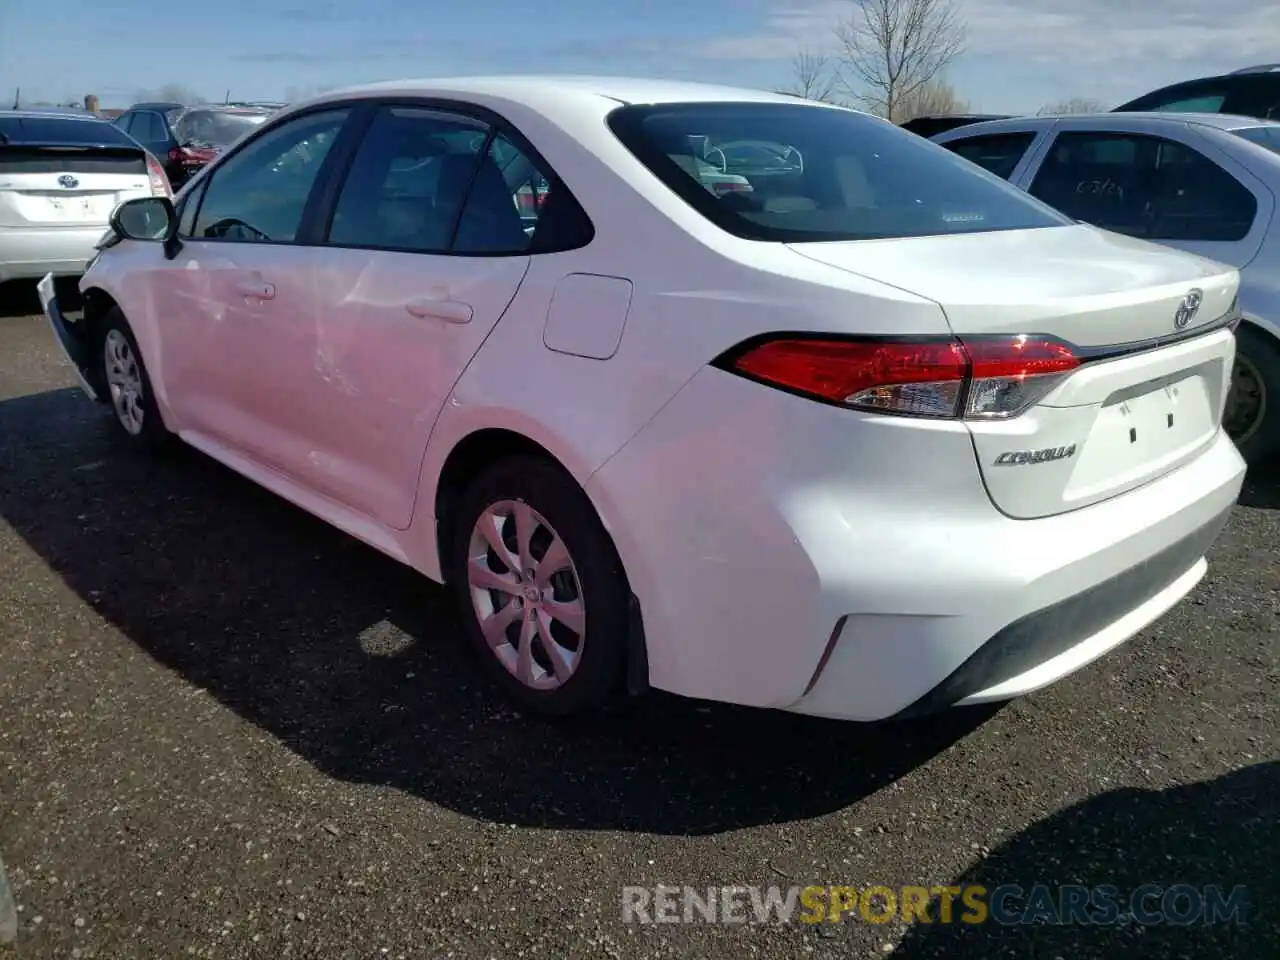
[103,329,145,435]
[466,499,586,691]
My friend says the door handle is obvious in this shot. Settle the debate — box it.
[405,298,473,324]
[235,281,276,301]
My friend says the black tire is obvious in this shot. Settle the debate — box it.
[97,307,173,452]
[1228,324,1280,466]
[446,455,631,716]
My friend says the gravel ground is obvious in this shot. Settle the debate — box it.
[0,280,1277,960]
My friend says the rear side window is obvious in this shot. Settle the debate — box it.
[1147,94,1226,113]
[127,111,169,144]
[1116,82,1230,113]
[326,105,591,255]
[1028,132,1257,242]
[943,132,1038,179]
[607,102,1071,242]
[1231,125,1280,153]
[327,106,492,253]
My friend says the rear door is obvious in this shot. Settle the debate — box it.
[288,102,549,529]
[0,117,152,229]
[1019,123,1271,271]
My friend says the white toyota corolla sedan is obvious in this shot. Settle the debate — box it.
[39,77,1246,722]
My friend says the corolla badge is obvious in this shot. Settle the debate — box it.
[57,174,79,189]
[1173,288,1202,330]
[994,444,1077,466]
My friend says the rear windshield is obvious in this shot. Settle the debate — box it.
[0,115,137,146]
[1231,125,1280,154]
[606,102,1072,242]
[173,110,268,147]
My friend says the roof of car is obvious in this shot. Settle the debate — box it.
[300,75,831,110]
[0,108,103,120]
[933,111,1280,139]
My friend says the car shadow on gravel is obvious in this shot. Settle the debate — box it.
[891,760,1279,959]
[0,386,997,836]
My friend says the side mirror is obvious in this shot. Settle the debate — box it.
[110,196,176,242]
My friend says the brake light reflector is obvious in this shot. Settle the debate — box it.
[719,335,1079,420]
[146,153,172,198]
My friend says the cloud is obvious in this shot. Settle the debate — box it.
[231,51,338,64]
[695,0,1280,68]
[276,3,340,21]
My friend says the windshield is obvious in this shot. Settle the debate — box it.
[606,102,1073,242]
[0,115,136,146]
[174,110,267,147]
[1231,125,1280,154]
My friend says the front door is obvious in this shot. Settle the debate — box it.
[150,107,354,468]
[270,104,549,529]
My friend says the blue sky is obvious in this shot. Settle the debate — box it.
[0,0,1273,113]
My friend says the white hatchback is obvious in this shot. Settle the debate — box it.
[40,77,1246,721]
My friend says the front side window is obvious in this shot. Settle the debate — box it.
[943,132,1038,180]
[1028,132,1256,242]
[192,108,349,243]
[607,102,1072,242]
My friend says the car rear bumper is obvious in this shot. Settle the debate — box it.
[0,226,106,283]
[586,366,1247,722]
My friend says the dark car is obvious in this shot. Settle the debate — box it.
[1114,64,1280,120]
[112,103,272,187]
[899,114,1013,138]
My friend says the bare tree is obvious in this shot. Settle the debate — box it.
[1038,96,1108,115]
[834,0,967,122]
[783,48,840,104]
[896,77,969,122]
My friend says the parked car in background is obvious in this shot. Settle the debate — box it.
[900,114,1013,138]
[112,103,272,188]
[38,79,1244,724]
[933,111,1280,464]
[1114,64,1280,120]
[0,110,169,284]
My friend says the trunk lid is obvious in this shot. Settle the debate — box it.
[0,145,152,228]
[788,224,1240,519]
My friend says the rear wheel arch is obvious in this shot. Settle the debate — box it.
[431,427,651,699]
[433,428,588,580]
[1230,318,1280,462]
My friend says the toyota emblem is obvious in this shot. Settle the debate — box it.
[1173,288,1202,330]
[57,174,79,189]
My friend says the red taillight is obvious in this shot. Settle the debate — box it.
[146,152,172,198]
[720,335,1080,420]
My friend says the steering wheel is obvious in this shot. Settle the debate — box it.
[704,146,727,172]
